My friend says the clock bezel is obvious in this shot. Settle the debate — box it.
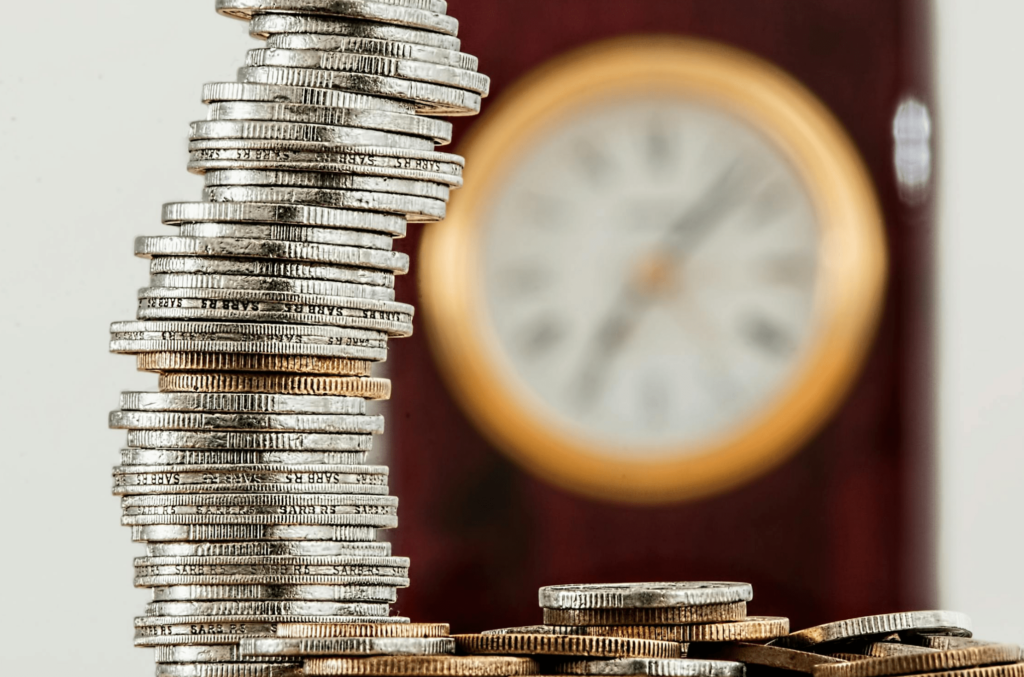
[419,36,887,504]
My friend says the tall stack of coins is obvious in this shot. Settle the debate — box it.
[107,2,487,676]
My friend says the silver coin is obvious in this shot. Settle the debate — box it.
[136,288,414,338]
[161,201,406,236]
[207,101,452,143]
[135,570,410,586]
[241,636,455,657]
[267,34,477,71]
[124,429,376,451]
[216,0,458,35]
[245,49,489,96]
[481,625,586,636]
[137,553,408,568]
[119,392,368,415]
[155,644,294,663]
[203,168,451,200]
[775,611,974,649]
[114,469,389,496]
[229,0,451,14]
[154,663,302,677]
[111,410,385,434]
[552,659,746,677]
[239,67,481,116]
[121,449,369,466]
[135,237,411,272]
[149,273,396,301]
[152,584,398,602]
[191,118,433,152]
[176,222,394,249]
[123,514,398,528]
[137,617,409,646]
[131,524,379,542]
[147,540,391,558]
[122,492,395,507]
[203,185,446,221]
[147,600,390,617]
[249,13,461,52]
[202,82,416,114]
[149,257,395,287]
[539,583,754,610]
[187,147,463,187]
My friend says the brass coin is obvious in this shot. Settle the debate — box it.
[139,352,372,376]
[581,616,788,642]
[453,633,681,658]
[688,642,847,674]
[278,623,450,639]
[814,645,1023,677]
[305,655,540,676]
[543,602,746,627]
[860,643,939,658]
[159,373,391,399]
[911,638,1013,653]
[823,665,1024,677]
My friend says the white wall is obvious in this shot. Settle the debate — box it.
[936,0,1024,643]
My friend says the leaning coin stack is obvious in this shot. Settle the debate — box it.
[107,1,488,676]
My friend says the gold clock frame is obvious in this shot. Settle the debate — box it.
[420,36,887,504]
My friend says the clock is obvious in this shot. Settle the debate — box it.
[419,37,887,504]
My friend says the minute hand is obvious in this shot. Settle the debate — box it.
[660,161,746,259]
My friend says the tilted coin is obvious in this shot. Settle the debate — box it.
[124,430,375,451]
[550,659,745,677]
[587,617,787,643]
[203,185,446,221]
[776,611,973,649]
[152,584,399,602]
[249,13,461,52]
[155,664,302,677]
[304,655,541,676]
[161,201,406,236]
[110,410,384,434]
[857,643,939,658]
[203,168,451,200]
[176,222,394,250]
[688,643,847,674]
[148,273,396,302]
[481,625,585,636]
[120,449,368,466]
[136,237,411,272]
[111,320,389,362]
[812,644,1022,677]
[155,644,294,663]
[544,602,747,627]
[207,101,453,144]
[131,524,379,542]
[825,666,1024,677]
[245,49,489,96]
[147,540,391,557]
[267,34,477,71]
[216,0,459,36]
[202,82,416,113]
[190,119,434,152]
[241,636,456,657]
[147,600,391,617]
[453,633,681,658]
[158,373,391,399]
[187,146,463,187]
[909,637,1009,651]
[240,67,482,116]
[120,391,369,414]
[278,622,450,638]
[149,257,396,287]
[540,582,754,610]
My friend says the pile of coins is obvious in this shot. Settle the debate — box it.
[106,1,487,676]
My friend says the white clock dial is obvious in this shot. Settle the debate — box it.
[478,96,821,457]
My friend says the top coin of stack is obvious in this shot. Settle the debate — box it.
[105,2,488,677]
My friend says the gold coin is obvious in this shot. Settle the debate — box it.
[277,623,450,639]
[543,602,746,627]
[453,633,681,658]
[305,656,540,676]
[581,616,788,642]
[139,352,373,376]
[159,373,391,399]
[814,645,1023,677]
[688,642,847,674]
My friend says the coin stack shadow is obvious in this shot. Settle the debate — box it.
[107,2,487,677]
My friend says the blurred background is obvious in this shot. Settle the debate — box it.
[0,1,1021,674]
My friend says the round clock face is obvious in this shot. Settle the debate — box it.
[480,96,820,456]
[420,38,886,503]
